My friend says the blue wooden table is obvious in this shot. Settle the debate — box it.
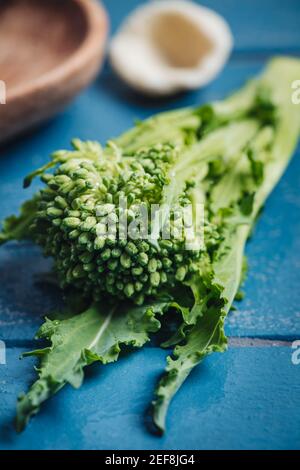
[0,0,300,450]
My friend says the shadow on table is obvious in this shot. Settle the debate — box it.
[0,243,63,338]
[96,61,204,113]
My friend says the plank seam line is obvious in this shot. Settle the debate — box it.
[2,336,297,349]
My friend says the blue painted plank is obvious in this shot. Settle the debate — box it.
[0,245,60,343]
[0,0,299,452]
[102,0,300,53]
[0,346,299,450]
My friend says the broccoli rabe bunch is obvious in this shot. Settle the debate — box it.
[2,79,282,308]
[23,140,211,305]
[2,57,300,434]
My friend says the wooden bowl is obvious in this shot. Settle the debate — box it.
[0,0,108,144]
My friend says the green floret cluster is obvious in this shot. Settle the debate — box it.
[26,140,204,304]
